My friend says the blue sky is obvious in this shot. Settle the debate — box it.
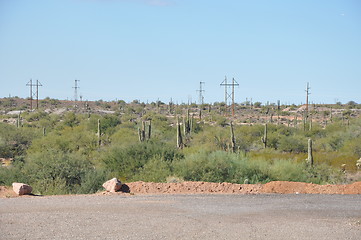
[0,0,360,105]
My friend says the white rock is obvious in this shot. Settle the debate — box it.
[356,158,361,170]
[102,178,122,192]
[12,183,32,195]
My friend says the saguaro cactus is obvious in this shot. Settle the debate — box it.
[176,118,183,149]
[142,121,146,140]
[147,120,152,140]
[138,120,151,142]
[230,121,236,152]
[17,113,21,128]
[303,112,307,131]
[183,116,187,136]
[306,138,314,167]
[190,114,194,134]
[183,109,191,136]
[97,119,101,147]
[157,100,160,113]
[277,100,280,125]
[261,123,268,149]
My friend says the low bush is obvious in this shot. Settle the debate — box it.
[23,150,92,195]
[77,168,110,194]
[102,141,183,181]
[133,156,172,182]
[173,151,343,184]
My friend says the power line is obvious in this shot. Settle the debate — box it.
[220,76,239,116]
[196,81,205,105]
[26,79,42,110]
[73,79,80,102]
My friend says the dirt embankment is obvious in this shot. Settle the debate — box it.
[122,181,361,195]
[2,181,361,198]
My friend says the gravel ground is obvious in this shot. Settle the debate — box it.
[1,194,361,240]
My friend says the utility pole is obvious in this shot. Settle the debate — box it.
[220,76,239,116]
[26,79,33,110]
[232,78,235,115]
[26,79,42,110]
[73,79,80,102]
[35,80,42,109]
[197,81,205,105]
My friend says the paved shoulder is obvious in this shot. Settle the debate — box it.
[1,194,361,239]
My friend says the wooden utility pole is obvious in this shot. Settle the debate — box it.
[26,79,42,110]
[223,76,227,112]
[232,78,235,116]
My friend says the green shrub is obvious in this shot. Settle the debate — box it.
[278,135,307,153]
[304,163,344,184]
[63,112,80,128]
[133,156,172,182]
[28,125,98,155]
[0,161,28,186]
[23,150,92,195]
[231,158,272,183]
[0,123,39,158]
[174,151,239,183]
[102,142,182,181]
[268,160,308,182]
[77,168,110,194]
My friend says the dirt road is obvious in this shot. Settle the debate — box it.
[1,194,361,240]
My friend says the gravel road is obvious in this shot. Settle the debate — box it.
[1,194,361,240]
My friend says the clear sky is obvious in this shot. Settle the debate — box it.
[0,0,360,105]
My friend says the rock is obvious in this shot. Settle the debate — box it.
[356,158,361,170]
[12,183,32,195]
[102,178,122,192]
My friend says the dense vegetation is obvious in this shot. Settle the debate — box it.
[0,99,360,195]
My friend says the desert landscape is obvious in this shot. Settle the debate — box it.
[1,1,361,238]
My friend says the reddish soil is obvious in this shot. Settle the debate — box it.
[2,181,361,198]
[105,181,361,195]
[0,186,18,198]
[261,181,361,194]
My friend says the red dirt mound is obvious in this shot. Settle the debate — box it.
[116,181,361,195]
[2,181,361,198]
[261,181,361,194]
[125,181,263,194]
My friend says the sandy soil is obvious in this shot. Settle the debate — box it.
[2,181,361,198]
